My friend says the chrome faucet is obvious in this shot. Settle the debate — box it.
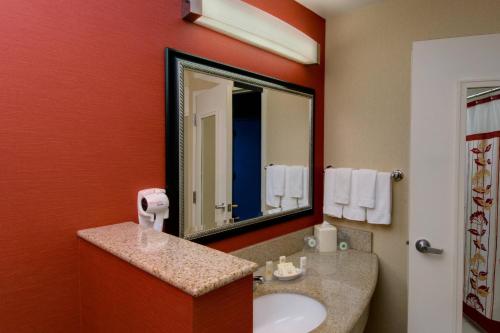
[253,275,264,291]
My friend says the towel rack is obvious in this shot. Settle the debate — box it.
[325,165,404,182]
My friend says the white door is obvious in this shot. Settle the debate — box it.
[409,33,500,333]
[194,81,233,228]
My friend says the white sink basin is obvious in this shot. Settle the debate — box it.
[253,293,327,333]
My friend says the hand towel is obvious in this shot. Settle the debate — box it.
[266,165,286,208]
[281,196,299,211]
[323,168,343,218]
[285,166,304,198]
[356,169,378,208]
[342,170,367,221]
[367,172,392,225]
[267,207,282,215]
[298,167,309,208]
[332,168,352,204]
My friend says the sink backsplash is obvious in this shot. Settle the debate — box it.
[231,224,372,266]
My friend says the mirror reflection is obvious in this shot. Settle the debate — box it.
[182,69,312,237]
[463,86,500,332]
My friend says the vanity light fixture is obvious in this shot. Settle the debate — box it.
[182,0,319,65]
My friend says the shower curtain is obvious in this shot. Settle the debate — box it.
[464,94,500,332]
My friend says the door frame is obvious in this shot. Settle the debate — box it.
[458,80,500,331]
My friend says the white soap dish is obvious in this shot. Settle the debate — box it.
[273,269,303,281]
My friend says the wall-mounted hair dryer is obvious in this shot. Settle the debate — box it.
[137,188,169,232]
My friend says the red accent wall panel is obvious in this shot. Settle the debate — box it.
[0,0,324,331]
[79,240,252,333]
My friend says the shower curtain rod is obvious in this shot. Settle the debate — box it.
[467,87,500,99]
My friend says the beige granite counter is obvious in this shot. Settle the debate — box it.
[253,249,378,333]
[77,222,257,297]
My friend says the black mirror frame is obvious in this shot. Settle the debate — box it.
[164,48,315,244]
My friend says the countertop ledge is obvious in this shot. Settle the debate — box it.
[77,222,258,297]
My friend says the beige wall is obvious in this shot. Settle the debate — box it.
[265,89,311,166]
[324,1,500,332]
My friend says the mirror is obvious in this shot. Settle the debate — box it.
[462,85,500,332]
[165,49,314,240]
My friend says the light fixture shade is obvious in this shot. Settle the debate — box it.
[182,0,319,65]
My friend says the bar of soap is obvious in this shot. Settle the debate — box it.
[277,262,300,276]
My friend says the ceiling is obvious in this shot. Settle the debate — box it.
[295,0,383,18]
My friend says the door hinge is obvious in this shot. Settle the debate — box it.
[193,191,196,204]
[193,116,197,127]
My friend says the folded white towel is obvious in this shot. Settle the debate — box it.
[342,170,366,221]
[332,168,352,204]
[367,172,392,225]
[266,165,286,208]
[298,167,309,208]
[323,168,343,218]
[267,207,282,215]
[281,196,299,211]
[356,169,377,208]
[285,166,304,198]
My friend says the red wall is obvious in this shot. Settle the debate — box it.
[79,240,253,333]
[0,0,324,331]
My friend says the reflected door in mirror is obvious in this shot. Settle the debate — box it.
[186,74,233,234]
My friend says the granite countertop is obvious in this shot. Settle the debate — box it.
[253,249,378,333]
[77,222,257,297]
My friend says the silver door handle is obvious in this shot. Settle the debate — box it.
[215,203,225,210]
[415,239,443,254]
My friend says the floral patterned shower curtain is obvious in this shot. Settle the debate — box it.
[464,94,500,332]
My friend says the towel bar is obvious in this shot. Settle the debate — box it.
[324,166,404,182]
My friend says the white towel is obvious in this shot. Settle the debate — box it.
[281,196,299,211]
[367,172,391,225]
[332,168,352,204]
[342,170,366,221]
[298,167,309,208]
[267,207,282,215]
[323,168,343,218]
[356,169,377,208]
[285,166,304,198]
[266,165,286,208]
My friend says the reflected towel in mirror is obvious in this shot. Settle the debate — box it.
[266,165,286,208]
[298,167,309,208]
[285,166,304,198]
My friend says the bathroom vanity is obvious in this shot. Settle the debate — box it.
[251,250,377,333]
[77,223,377,333]
[233,226,378,333]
